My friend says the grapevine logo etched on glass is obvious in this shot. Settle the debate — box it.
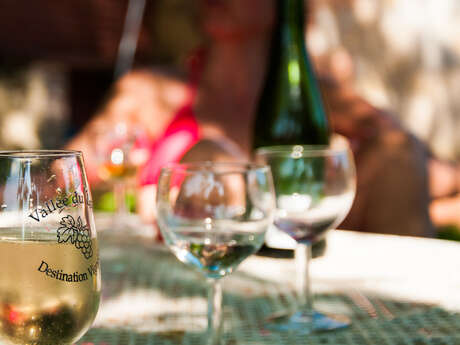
[58,215,94,259]
[28,188,95,259]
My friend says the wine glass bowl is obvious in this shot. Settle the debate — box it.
[256,135,356,333]
[0,151,100,345]
[156,162,275,343]
[258,138,355,245]
[157,162,275,278]
[95,122,147,183]
[97,147,138,181]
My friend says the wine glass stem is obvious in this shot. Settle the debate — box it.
[207,278,223,345]
[295,243,313,313]
[114,180,128,216]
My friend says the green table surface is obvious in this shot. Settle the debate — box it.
[77,221,460,345]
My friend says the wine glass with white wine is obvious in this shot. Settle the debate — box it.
[156,162,275,345]
[0,151,100,345]
[95,122,148,229]
[256,135,356,334]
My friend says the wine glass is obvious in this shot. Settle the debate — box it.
[156,162,275,345]
[0,150,100,345]
[95,122,148,229]
[255,135,356,334]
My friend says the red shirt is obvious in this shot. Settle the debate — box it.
[137,102,200,186]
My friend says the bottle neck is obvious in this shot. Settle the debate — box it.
[275,0,306,43]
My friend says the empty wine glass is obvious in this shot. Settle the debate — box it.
[0,150,100,345]
[256,135,356,334]
[156,162,275,345]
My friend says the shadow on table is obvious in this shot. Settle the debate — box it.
[86,235,460,344]
[77,301,460,345]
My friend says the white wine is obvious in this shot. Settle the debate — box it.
[0,231,100,345]
[166,227,266,279]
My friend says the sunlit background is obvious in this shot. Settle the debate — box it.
[1,0,460,235]
[309,0,460,161]
[1,0,459,160]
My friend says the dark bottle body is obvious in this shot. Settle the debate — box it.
[253,0,330,148]
[253,0,331,258]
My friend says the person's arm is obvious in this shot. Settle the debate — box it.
[429,159,460,228]
[358,131,435,237]
[323,78,434,236]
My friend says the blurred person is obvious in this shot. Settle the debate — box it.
[310,0,460,161]
[68,0,435,237]
[309,0,460,231]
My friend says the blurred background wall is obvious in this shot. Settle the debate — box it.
[0,0,459,163]
[309,0,460,161]
[0,0,200,148]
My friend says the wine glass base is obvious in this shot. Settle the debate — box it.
[264,309,350,334]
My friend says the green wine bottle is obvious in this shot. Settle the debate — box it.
[253,0,330,147]
[253,0,331,258]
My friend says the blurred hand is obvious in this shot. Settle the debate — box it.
[320,76,400,152]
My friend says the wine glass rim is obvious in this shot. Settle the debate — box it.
[0,150,82,159]
[161,161,271,174]
[255,145,343,157]
[255,133,350,158]
[255,135,351,157]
